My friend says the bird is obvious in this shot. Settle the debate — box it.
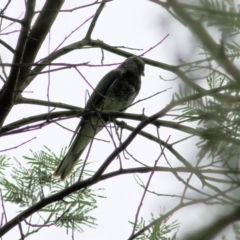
[53,56,145,181]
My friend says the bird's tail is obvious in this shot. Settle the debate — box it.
[53,117,105,181]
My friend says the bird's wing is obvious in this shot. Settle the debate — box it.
[68,68,123,146]
[85,68,124,109]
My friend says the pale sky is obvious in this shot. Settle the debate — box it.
[0,0,236,239]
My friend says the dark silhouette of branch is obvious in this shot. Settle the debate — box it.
[0,14,22,24]
[0,0,11,15]
[85,0,108,39]
[0,0,65,128]
[0,0,36,127]
[0,189,7,226]
[183,207,240,240]
[0,108,202,138]
[0,137,36,152]
[18,221,25,239]
[53,15,95,53]
[17,96,81,110]
[0,153,239,238]
[139,34,169,57]
[0,39,15,53]
[0,97,199,236]
[3,90,240,147]
[34,1,112,13]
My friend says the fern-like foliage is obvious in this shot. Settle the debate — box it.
[0,147,105,237]
[189,0,240,36]
[129,213,180,240]
[174,42,240,169]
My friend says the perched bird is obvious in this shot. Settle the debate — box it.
[53,56,145,181]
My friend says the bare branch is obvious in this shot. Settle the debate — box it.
[0,0,11,15]
[1,160,240,237]
[0,189,7,226]
[0,55,8,81]
[18,220,25,240]
[85,0,108,39]
[17,96,81,110]
[131,135,171,236]
[35,1,112,13]
[183,207,240,240]
[139,34,169,57]
[0,0,36,127]
[0,0,65,128]
[0,137,36,152]
[0,14,22,24]
[0,39,14,53]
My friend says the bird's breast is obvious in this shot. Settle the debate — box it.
[102,71,141,111]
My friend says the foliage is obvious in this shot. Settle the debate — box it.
[129,213,179,240]
[0,147,102,236]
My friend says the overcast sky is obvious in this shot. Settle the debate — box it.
[1,0,236,239]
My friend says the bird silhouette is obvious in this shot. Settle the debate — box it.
[53,56,145,181]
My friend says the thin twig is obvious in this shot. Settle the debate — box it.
[85,0,108,39]
[0,137,36,152]
[130,135,171,236]
[23,218,56,228]
[0,189,7,226]
[34,1,112,13]
[0,39,14,53]
[17,96,81,110]
[125,88,172,110]
[0,0,11,15]
[52,14,95,53]
[0,75,5,83]
[0,55,8,80]
[0,14,22,24]
[29,66,70,76]
[105,121,123,168]
[47,31,51,114]
[139,34,169,57]
[0,29,20,35]
[0,12,23,33]
[18,220,25,239]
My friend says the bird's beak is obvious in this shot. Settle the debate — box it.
[141,71,145,76]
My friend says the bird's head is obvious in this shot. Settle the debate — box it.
[119,56,145,76]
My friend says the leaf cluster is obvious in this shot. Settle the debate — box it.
[0,147,104,235]
[129,213,179,240]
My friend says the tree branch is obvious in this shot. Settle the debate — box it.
[0,0,36,128]
[1,163,237,237]
[183,207,240,240]
[0,14,22,24]
[0,0,65,129]
[17,96,81,110]
[85,0,108,39]
[0,39,15,53]
[168,0,240,85]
